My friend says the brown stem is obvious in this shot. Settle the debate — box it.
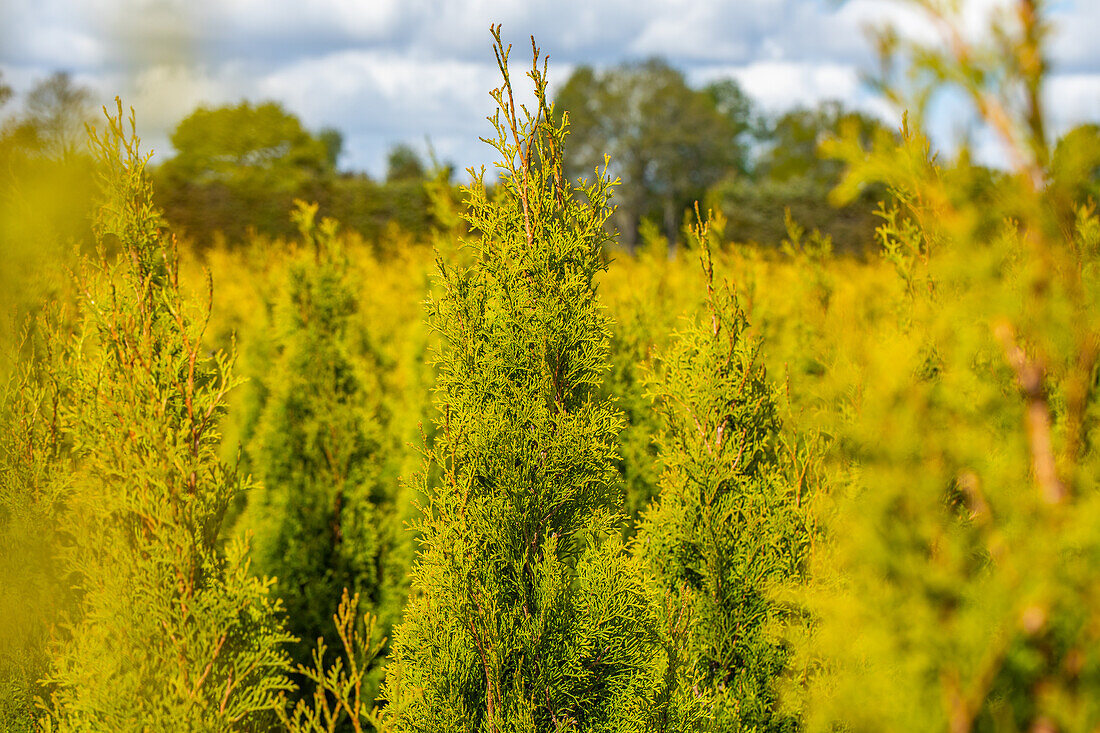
[995,322,1066,505]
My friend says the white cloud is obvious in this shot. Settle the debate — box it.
[1049,1,1100,72]
[1,0,1098,176]
[256,51,501,134]
[691,61,863,112]
[1046,73,1100,135]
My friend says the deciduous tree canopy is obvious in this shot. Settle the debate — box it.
[161,101,332,191]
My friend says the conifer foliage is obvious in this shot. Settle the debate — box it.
[21,102,292,730]
[0,301,71,731]
[793,1,1100,729]
[242,200,395,700]
[635,213,812,731]
[383,28,656,731]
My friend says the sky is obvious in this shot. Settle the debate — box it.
[1,0,1098,177]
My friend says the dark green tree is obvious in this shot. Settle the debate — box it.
[0,73,11,110]
[240,201,398,707]
[154,101,335,244]
[758,102,887,185]
[320,127,345,171]
[701,79,757,177]
[707,101,892,252]
[555,60,746,251]
[382,30,661,731]
[385,144,426,183]
[160,101,331,191]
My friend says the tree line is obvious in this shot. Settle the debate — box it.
[1,59,900,255]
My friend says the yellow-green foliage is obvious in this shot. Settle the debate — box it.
[633,214,816,732]
[6,6,1100,730]
[382,30,659,731]
[784,2,1100,730]
[1,102,294,731]
[232,201,395,709]
[176,208,442,718]
[597,223,703,537]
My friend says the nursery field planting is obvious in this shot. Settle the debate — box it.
[3,1,1100,731]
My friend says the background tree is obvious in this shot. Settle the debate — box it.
[320,126,345,171]
[707,101,894,253]
[383,30,658,731]
[555,60,746,251]
[153,101,332,244]
[0,72,99,332]
[701,79,757,177]
[160,101,331,191]
[385,144,426,183]
[0,73,11,110]
[635,214,814,731]
[18,72,94,158]
[152,103,441,248]
[757,102,886,185]
[238,200,399,710]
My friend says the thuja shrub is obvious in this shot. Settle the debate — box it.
[382,29,658,731]
[599,226,694,540]
[792,1,1100,730]
[635,214,815,732]
[241,200,398,706]
[0,316,74,732]
[25,102,292,730]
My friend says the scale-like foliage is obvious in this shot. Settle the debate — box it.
[791,2,1100,730]
[635,214,814,732]
[382,29,657,732]
[278,589,388,733]
[0,314,74,732]
[21,102,294,730]
[242,200,397,708]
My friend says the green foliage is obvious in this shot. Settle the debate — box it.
[320,128,345,171]
[4,101,294,731]
[705,174,879,255]
[162,101,332,191]
[555,60,746,251]
[385,144,427,184]
[279,590,387,733]
[635,214,814,732]
[152,103,447,249]
[240,201,399,709]
[602,270,670,536]
[757,104,883,186]
[382,29,658,732]
[790,1,1100,730]
[599,230,697,538]
[9,6,1100,731]
[700,80,757,177]
[701,102,894,253]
